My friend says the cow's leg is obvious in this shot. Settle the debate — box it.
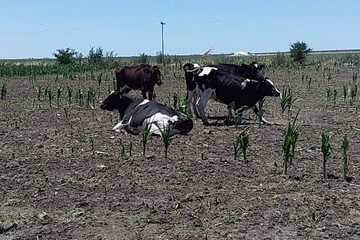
[196,89,213,125]
[112,121,128,133]
[140,89,147,99]
[148,91,154,100]
[193,87,201,118]
[186,90,192,115]
[187,89,200,118]
[252,106,273,125]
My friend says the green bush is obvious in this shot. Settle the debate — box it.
[88,46,104,64]
[53,48,78,64]
[290,41,312,64]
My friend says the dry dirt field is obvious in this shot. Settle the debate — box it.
[1,62,360,239]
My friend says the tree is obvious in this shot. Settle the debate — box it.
[88,46,104,64]
[289,41,312,64]
[53,48,78,64]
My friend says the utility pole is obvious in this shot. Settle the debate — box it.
[160,21,165,55]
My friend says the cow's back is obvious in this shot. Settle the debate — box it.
[115,65,151,90]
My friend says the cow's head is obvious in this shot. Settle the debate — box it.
[183,63,201,73]
[256,77,280,97]
[243,62,265,80]
[144,66,162,86]
[100,90,121,111]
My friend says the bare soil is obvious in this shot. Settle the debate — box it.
[1,63,360,240]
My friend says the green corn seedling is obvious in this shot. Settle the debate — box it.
[57,86,62,106]
[326,88,331,102]
[0,83,7,100]
[86,87,96,108]
[141,123,152,158]
[36,85,43,101]
[352,72,358,84]
[129,141,133,156]
[48,88,53,107]
[321,132,332,179]
[172,92,179,110]
[97,73,103,87]
[67,86,73,105]
[282,110,300,174]
[64,107,69,119]
[280,87,297,118]
[77,89,84,106]
[343,85,347,101]
[233,126,250,162]
[333,89,337,106]
[156,121,174,159]
[341,135,350,180]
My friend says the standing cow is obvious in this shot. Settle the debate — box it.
[183,62,265,118]
[100,91,193,136]
[115,64,162,100]
[184,65,280,125]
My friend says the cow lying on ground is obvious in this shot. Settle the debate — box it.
[100,91,193,136]
[183,62,265,118]
[183,64,280,125]
[115,64,162,100]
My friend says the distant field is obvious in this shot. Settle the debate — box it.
[2,49,360,64]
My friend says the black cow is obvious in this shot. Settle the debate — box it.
[183,62,265,119]
[115,64,162,100]
[184,66,280,125]
[100,91,193,136]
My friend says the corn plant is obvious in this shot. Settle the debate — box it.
[67,86,73,105]
[36,85,43,101]
[172,92,179,110]
[44,85,50,98]
[280,87,297,118]
[89,137,95,156]
[326,88,331,102]
[86,87,96,108]
[282,110,300,174]
[232,107,245,126]
[321,132,332,179]
[341,135,350,180]
[343,85,347,101]
[128,141,133,157]
[350,85,357,105]
[352,72,358,84]
[332,89,337,106]
[97,72,103,87]
[178,98,190,116]
[77,89,84,107]
[233,126,250,162]
[48,88,53,107]
[156,121,174,159]
[141,123,152,158]
[64,107,69,119]
[0,83,7,100]
[57,86,62,106]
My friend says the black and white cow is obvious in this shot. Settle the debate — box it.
[183,62,265,118]
[207,62,265,80]
[115,64,162,100]
[100,91,193,136]
[183,66,280,125]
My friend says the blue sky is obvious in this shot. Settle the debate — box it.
[1,0,359,59]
